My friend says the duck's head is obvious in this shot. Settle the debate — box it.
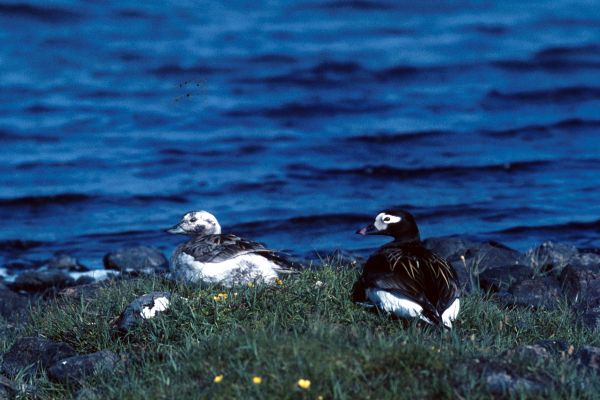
[167,211,222,236]
[356,209,420,243]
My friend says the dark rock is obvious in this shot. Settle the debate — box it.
[3,259,41,271]
[579,310,600,330]
[479,264,532,292]
[59,280,114,300]
[46,253,88,272]
[114,292,171,333]
[560,266,600,300]
[0,375,34,398]
[504,276,563,309]
[535,339,572,356]
[560,266,600,329]
[422,236,476,260]
[0,376,13,399]
[47,350,119,384]
[448,259,470,291]
[74,276,96,286]
[526,241,578,273]
[103,246,168,275]
[503,344,551,363]
[0,283,29,323]
[8,270,75,293]
[462,241,527,271]
[574,345,600,373]
[1,336,77,378]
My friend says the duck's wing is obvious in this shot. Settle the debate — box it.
[355,243,460,323]
[179,235,302,272]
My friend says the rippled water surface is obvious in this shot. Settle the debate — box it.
[1,1,600,271]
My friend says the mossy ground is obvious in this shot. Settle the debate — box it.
[2,263,600,399]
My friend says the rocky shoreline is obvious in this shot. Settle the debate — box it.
[2,237,600,397]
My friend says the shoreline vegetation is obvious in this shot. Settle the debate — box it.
[1,238,600,399]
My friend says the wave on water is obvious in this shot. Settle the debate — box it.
[0,193,92,207]
[484,86,600,107]
[481,118,600,138]
[493,44,600,71]
[0,239,47,251]
[0,3,80,22]
[493,219,600,235]
[344,130,449,144]
[225,100,391,118]
[0,193,187,208]
[287,160,551,181]
[0,129,59,143]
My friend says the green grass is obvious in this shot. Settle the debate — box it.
[3,264,600,399]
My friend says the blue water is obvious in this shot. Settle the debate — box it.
[1,1,600,273]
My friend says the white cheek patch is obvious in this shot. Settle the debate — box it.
[374,213,402,231]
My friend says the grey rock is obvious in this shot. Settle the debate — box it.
[503,344,551,363]
[479,264,532,292]
[574,345,600,373]
[114,291,171,333]
[1,336,77,378]
[571,251,600,272]
[103,246,168,275]
[8,270,75,293]
[526,241,578,273]
[47,350,119,384]
[0,284,29,323]
[505,276,563,309]
[46,253,88,272]
[484,370,545,396]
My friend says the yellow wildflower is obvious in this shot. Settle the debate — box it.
[213,293,228,301]
[247,282,255,288]
[297,378,311,390]
[275,278,284,286]
[213,374,224,383]
[252,376,262,385]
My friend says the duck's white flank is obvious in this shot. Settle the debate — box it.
[366,288,428,321]
[173,252,279,286]
[441,298,460,328]
[367,289,459,327]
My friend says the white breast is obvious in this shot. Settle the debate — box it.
[172,252,279,286]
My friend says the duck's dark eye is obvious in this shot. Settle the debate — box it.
[190,218,197,223]
[383,217,391,223]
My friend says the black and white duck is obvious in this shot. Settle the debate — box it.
[352,209,460,328]
[167,211,297,286]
